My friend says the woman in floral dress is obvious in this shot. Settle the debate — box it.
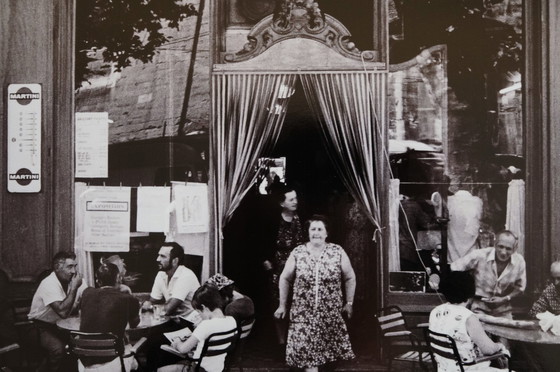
[274,214,356,371]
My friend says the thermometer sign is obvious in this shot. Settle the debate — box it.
[7,84,41,193]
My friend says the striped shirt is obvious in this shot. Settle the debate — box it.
[529,284,560,318]
[451,247,526,316]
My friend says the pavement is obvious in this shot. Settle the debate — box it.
[228,318,426,372]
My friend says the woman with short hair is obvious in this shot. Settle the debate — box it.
[275,214,355,372]
[429,271,510,371]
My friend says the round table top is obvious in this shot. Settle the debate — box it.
[56,311,170,332]
[482,320,560,344]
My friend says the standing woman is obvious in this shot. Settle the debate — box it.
[274,215,356,371]
[263,184,304,344]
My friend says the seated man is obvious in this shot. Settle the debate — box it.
[205,273,254,324]
[143,242,200,370]
[28,251,87,372]
[429,271,510,371]
[450,230,526,318]
[143,242,200,317]
[159,285,238,372]
[529,261,560,318]
[79,262,140,371]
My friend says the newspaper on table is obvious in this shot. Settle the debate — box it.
[181,310,202,327]
[164,327,193,343]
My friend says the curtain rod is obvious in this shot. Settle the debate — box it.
[211,69,388,75]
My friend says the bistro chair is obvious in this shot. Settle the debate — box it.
[425,329,511,372]
[67,331,146,372]
[160,327,239,372]
[374,306,429,372]
[226,317,256,372]
[0,343,20,372]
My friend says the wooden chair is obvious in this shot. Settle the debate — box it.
[67,331,146,372]
[425,329,511,372]
[374,306,429,372]
[226,317,255,372]
[161,327,239,372]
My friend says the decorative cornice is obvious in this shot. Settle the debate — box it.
[224,0,379,63]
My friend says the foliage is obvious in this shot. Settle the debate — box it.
[75,0,197,86]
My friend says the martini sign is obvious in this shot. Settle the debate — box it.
[7,84,41,193]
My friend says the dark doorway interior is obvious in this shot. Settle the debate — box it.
[223,80,379,363]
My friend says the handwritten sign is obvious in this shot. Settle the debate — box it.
[75,112,109,178]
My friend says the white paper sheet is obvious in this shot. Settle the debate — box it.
[173,183,209,234]
[136,186,171,232]
[82,186,131,252]
[75,112,109,178]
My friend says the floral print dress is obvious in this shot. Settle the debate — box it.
[286,243,355,368]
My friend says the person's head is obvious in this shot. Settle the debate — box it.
[550,261,560,290]
[275,185,298,213]
[439,271,476,304]
[96,262,120,287]
[52,251,77,284]
[305,214,329,244]
[494,230,518,263]
[157,242,184,272]
[104,255,126,275]
[206,273,235,302]
[191,285,225,319]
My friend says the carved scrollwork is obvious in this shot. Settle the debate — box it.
[224,0,379,64]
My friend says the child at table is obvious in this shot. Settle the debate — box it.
[158,285,237,372]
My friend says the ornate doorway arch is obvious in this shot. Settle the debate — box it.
[210,2,389,279]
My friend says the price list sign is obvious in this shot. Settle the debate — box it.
[7,84,41,193]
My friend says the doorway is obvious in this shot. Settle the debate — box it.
[222,80,378,361]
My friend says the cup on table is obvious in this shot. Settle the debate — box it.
[153,304,164,321]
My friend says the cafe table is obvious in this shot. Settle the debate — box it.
[478,314,560,344]
[56,310,171,333]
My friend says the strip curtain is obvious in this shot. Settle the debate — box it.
[211,73,297,265]
[300,72,385,234]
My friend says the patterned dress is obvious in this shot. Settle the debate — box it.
[271,215,303,303]
[286,243,355,368]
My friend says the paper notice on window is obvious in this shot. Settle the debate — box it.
[75,112,109,178]
[137,186,171,232]
[82,186,131,252]
[173,183,209,234]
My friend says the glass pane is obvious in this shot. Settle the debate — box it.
[388,0,524,292]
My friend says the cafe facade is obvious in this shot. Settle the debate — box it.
[1,0,560,341]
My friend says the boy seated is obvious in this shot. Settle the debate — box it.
[158,285,237,372]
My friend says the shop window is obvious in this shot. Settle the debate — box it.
[388,0,524,293]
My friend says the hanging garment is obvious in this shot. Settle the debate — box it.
[448,190,483,262]
[506,179,525,256]
[389,179,401,272]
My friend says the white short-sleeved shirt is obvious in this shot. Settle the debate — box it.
[150,265,200,314]
[192,316,237,372]
[28,271,87,324]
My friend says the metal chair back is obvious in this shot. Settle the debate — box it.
[68,331,126,372]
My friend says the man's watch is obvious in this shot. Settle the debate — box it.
[346,302,353,306]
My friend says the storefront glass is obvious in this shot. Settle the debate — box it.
[387,0,524,293]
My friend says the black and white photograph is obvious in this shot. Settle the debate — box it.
[2,0,559,371]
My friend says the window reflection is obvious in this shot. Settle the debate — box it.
[388,0,524,293]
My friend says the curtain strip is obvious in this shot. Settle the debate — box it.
[300,72,386,232]
[210,73,297,270]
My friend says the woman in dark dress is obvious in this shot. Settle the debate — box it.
[263,185,304,344]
